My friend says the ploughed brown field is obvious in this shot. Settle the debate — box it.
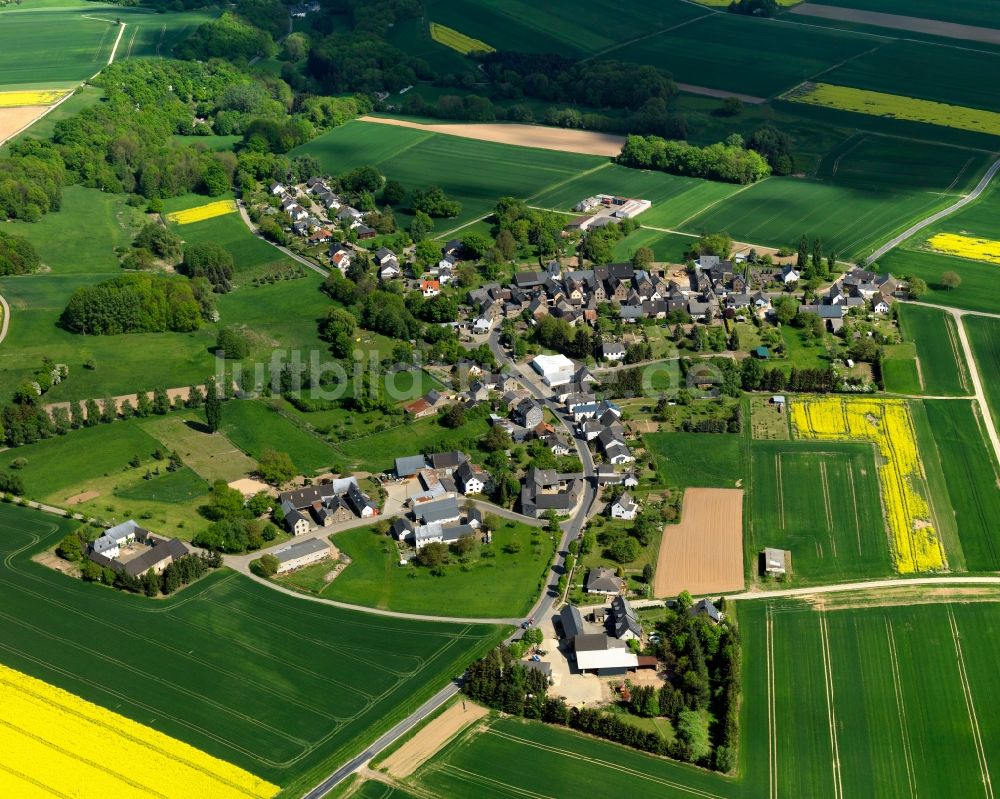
[655,487,745,597]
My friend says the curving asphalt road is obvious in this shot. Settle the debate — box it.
[865,157,1000,265]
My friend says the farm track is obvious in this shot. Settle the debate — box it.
[727,576,1000,601]
[0,292,8,346]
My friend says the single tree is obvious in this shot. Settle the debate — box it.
[941,271,961,290]
[204,381,222,432]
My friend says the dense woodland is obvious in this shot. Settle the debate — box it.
[0,231,40,275]
[617,134,771,184]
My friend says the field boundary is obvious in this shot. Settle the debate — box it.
[947,606,994,799]
[884,618,917,797]
[818,612,843,799]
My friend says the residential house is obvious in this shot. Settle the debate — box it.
[329,246,352,276]
[273,538,331,574]
[690,597,724,624]
[780,266,800,284]
[585,566,623,595]
[355,225,376,241]
[600,342,627,362]
[455,460,488,495]
[520,467,584,518]
[610,595,642,641]
[610,491,639,521]
[421,280,441,297]
[513,398,543,429]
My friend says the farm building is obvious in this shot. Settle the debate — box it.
[273,538,331,574]
[530,353,577,387]
[762,547,789,576]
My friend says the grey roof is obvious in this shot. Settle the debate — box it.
[122,538,187,578]
[416,496,461,525]
[574,632,626,652]
[611,594,642,639]
[429,450,465,470]
[91,534,120,555]
[104,520,145,541]
[395,454,427,477]
[560,604,585,639]
[521,660,552,677]
[345,483,375,515]
[586,567,622,594]
[274,537,330,564]
[691,598,723,622]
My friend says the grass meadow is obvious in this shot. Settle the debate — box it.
[290,121,603,229]
[878,248,1000,314]
[0,503,503,798]
[740,600,1000,797]
[283,521,552,618]
[749,440,892,583]
[643,431,747,489]
[880,343,921,394]
[893,304,970,395]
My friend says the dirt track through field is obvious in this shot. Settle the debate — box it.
[358,116,625,157]
[654,487,745,597]
[380,701,487,778]
[789,3,1000,46]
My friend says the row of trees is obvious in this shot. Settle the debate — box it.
[617,133,771,184]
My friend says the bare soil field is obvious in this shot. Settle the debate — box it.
[675,83,767,105]
[359,116,625,157]
[654,487,745,597]
[65,490,100,506]
[380,701,488,779]
[789,4,1000,45]
[0,105,50,146]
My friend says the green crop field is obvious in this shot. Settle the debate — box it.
[282,520,551,618]
[749,441,892,583]
[740,600,1000,797]
[410,714,738,798]
[530,163,743,230]
[0,503,502,797]
[920,400,1000,571]
[291,121,603,229]
[808,0,1000,27]
[335,413,492,474]
[616,13,878,99]
[423,0,709,59]
[643,431,747,489]
[823,40,1000,114]
[881,343,922,394]
[879,248,1000,314]
[894,304,970,395]
[964,315,1000,434]
[220,399,344,475]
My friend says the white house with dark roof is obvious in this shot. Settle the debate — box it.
[610,491,639,521]
[455,461,488,495]
[273,538,331,574]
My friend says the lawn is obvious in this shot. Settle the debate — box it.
[285,520,552,618]
[740,600,1000,797]
[611,229,695,265]
[410,715,738,798]
[113,465,210,503]
[749,440,893,584]
[0,503,503,798]
[139,413,257,483]
[680,150,981,260]
[920,400,1000,571]
[290,120,604,229]
[335,412,492,474]
[894,304,970,396]
[964,315,1000,430]
[643,431,747,489]
[530,163,744,230]
[220,399,344,476]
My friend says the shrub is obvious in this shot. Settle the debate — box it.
[250,553,280,577]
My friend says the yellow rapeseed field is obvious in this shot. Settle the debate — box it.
[166,199,238,225]
[791,397,945,573]
[0,662,279,799]
[0,89,68,107]
[430,22,495,54]
[785,83,1000,137]
[927,232,1000,265]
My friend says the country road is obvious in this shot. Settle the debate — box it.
[235,199,330,279]
[0,293,9,346]
[866,157,1000,265]
[726,575,1000,601]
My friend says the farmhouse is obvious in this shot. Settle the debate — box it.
[609,594,642,641]
[454,460,489,495]
[278,478,377,534]
[572,634,639,676]
[86,520,188,578]
[273,537,331,574]
[520,467,584,518]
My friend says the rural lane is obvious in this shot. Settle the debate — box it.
[235,200,331,279]
[865,157,1000,265]
[725,575,1000,601]
[0,292,9,346]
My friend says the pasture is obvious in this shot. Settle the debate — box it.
[140,413,258,483]
[964,315,1000,432]
[919,400,1000,571]
[530,163,744,230]
[290,121,603,229]
[643,431,747,489]
[894,304,969,396]
[288,520,551,618]
[741,599,1000,798]
[410,715,738,798]
[220,399,343,476]
[749,440,893,583]
[0,503,502,797]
